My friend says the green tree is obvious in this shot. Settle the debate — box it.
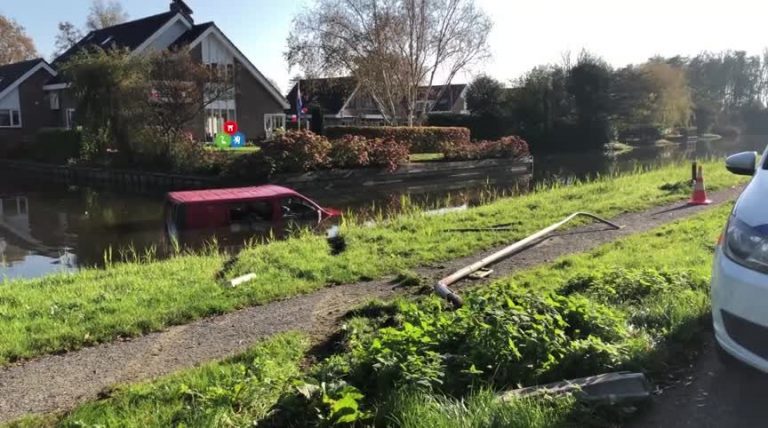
[61,47,149,159]
[466,74,505,116]
[566,52,614,149]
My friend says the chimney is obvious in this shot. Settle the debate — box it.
[170,0,194,21]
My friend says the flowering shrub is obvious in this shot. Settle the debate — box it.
[329,135,371,169]
[260,129,331,173]
[442,135,529,161]
[325,126,470,153]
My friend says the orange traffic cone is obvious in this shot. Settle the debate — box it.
[689,165,712,205]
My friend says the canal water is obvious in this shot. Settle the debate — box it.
[2,136,765,280]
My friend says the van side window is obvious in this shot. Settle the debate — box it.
[280,197,318,221]
[229,200,274,225]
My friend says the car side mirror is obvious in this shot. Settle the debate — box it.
[725,151,758,176]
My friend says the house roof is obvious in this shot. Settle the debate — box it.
[52,11,179,67]
[170,22,215,49]
[0,59,45,94]
[286,77,358,115]
[0,59,57,100]
[418,84,467,112]
[167,185,299,204]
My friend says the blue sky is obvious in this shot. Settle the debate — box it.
[4,0,768,93]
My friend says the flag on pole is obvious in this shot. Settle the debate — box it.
[296,81,303,116]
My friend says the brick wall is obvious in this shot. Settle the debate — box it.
[234,61,284,140]
[0,69,59,154]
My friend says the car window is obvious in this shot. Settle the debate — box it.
[229,200,274,226]
[280,197,319,221]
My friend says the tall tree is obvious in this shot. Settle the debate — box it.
[0,15,38,65]
[286,0,492,125]
[54,21,84,57]
[86,0,128,31]
[466,74,505,116]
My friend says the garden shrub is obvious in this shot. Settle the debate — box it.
[367,138,410,172]
[329,135,370,169]
[260,129,332,173]
[442,135,529,161]
[22,129,83,163]
[325,126,470,153]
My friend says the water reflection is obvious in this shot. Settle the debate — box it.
[1,135,766,280]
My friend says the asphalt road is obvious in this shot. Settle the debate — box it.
[632,336,768,427]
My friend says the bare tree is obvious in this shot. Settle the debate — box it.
[86,0,128,31]
[54,22,84,58]
[286,0,491,125]
[0,15,38,65]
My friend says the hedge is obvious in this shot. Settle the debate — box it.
[20,129,83,163]
[324,126,470,153]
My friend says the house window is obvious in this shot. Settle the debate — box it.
[50,92,60,110]
[65,109,76,129]
[0,109,21,128]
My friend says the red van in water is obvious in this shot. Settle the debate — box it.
[165,185,341,243]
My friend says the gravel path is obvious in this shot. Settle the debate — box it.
[0,185,745,423]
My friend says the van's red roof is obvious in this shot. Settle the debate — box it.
[167,185,300,204]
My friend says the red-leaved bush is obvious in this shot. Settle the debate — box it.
[367,138,410,172]
[329,135,409,172]
[329,135,371,169]
[442,135,530,161]
[260,129,331,173]
[325,126,470,153]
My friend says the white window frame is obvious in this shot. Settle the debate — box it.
[50,92,60,110]
[0,109,21,128]
[65,109,76,130]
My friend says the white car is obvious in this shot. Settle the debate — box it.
[712,148,768,371]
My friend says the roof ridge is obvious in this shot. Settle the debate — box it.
[90,10,176,34]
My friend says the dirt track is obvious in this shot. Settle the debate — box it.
[0,185,746,423]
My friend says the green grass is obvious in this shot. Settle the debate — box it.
[204,145,261,155]
[10,205,732,427]
[0,160,746,365]
[3,333,309,428]
[409,153,445,162]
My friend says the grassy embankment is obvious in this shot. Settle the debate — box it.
[6,333,309,428]
[0,160,746,365]
[9,203,734,427]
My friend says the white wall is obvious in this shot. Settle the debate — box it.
[0,88,20,110]
[201,34,234,65]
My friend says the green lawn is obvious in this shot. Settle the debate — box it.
[409,153,445,162]
[0,160,746,365]
[13,204,733,427]
[204,145,261,155]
